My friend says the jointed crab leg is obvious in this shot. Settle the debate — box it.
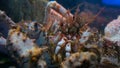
[47,1,73,18]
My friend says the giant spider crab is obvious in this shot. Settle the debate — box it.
[42,1,102,65]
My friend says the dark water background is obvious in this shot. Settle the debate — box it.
[0,0,120,22]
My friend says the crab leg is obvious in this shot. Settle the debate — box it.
[65,41,71,58]
[49,8,66,21]
[47,1,73,18]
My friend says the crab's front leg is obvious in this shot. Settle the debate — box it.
[52,36,67,62]
[46,1,73,19]
[44,1,73,33]
[65,41,72,58]
[55,37,67,54]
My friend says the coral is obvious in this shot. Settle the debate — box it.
[61,52,98,68]
[6,25,48,67]
[104,16,120,46]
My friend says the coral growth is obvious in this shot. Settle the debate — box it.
[0,1,120,68]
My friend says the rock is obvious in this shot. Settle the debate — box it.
[0,0,49,22]
[104,16,120,46]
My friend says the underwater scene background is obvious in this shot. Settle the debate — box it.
[0,0,120,68]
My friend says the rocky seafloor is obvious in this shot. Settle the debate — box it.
[0,0,120,68]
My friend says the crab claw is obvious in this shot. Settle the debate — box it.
[65,41,71,57]
[55,45,61,54]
